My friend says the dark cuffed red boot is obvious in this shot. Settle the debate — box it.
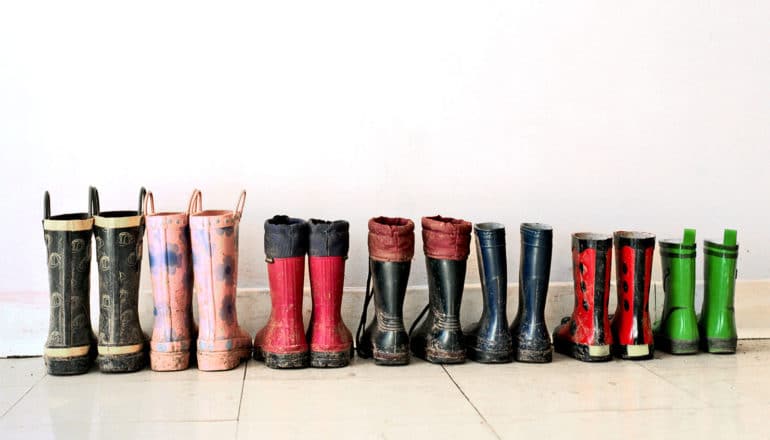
[254,215,310,369]
[307,219,353,368]
[410,215,473,364]
[553,233,614,362]
[610,231,656,360]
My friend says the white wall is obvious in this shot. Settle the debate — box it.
[1,1,768,297]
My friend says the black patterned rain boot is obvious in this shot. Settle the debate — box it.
[42,189,97,375]
[93,187,148,373]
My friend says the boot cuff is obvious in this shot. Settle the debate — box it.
[422,215,472,260]
[309,219,349,257]
[521,223,553,247]
[572,232,612,252]
[475,223,506,248]
[265,215,309,259]
[368,217,415,262]
[614,231,655,249]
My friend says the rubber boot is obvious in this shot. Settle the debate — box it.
[610,231,656,360]
[464,223,513,363]
[410,215,472,364]
[553,233,613,362]
[144,190,198,371]
[511,223,554,363]
[93,187,148,373]
[42,189,97,375]
[307,219,353,368]
[190,191,251,371]
[254,215,310,369]
[699,229,739,354]
[356,217,415,366]
[654,229,699,354]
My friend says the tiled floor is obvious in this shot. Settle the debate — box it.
[1,340,769,439]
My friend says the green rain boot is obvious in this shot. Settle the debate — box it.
[699,229,739,354]
[654,229,698,354]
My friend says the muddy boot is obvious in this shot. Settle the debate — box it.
[190,191,252,371]
[511,223,554,363]
[145,190,198,371]
[356,217,415,366]
[42,189,97,375]
[654,229,698,354]
[307,219,353,368]
[410,216,472,364]
[254,215,310,369]
[553,233,613,362]
[93,187,148,373]
[464,223,513,363]
[610,231,656,360]
[699,229,739,354]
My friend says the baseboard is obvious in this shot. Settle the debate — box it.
[2,280,768,357]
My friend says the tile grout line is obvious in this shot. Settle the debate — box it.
[1,370,47,419]
[634,360,712,407]
[441,365,502,440]
[236,361,248,421]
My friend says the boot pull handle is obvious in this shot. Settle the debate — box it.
[43,191,51,220]
[187,189,203,215]
[143,191,156,216]
[89,186,100,217]
[355,269,375,357]
[233,190,246,220]
[137,187,147,215]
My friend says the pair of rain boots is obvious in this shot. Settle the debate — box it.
[554,231,657,362]
[145,189,251,372]
[655,229,739,355]
[253,216,354,369]
[43,187,147,375]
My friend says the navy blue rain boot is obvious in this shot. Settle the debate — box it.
[510,223,553,363]
[464,223,513,363]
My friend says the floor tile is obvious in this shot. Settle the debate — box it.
[0,421,237,440]
[0,357,46,388]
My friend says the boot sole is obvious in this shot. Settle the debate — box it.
[310,347,353,368]
[45,354,93,376]
[98,351,147,373]
[198,348,250,371]
[654,335,698,355]
[151,350,191,371]
[612,343,654,360]
[257,350,310,369]
[701,337,737,354]
[553,337,612,362]
[424,347,466,364]
[372,349,410,366]
[466,346,514,364]
[515,346,553,363]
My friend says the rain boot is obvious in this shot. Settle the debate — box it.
[145,190,198,371]
[190,190,251,371]
[410,215,472,364]
[610,231,656,360]
[553,233,613,362]
[464,222,513,363]
[356,217,415,366]
[307,219,353,368]
[254,215,310,369]
[654,229,698,354]
[511,223,553,363]
[42,189,97,375]
[93,187,148,373]
[699,229,739,354]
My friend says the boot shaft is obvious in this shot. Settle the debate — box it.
[659,230,697,311]
[475,223,508,329]
[367,216,415,321]
[701,230,739,341]
[92,187,146,347]
[611,231,656,347]
[422,215,472,323]
[264,215,309,322]
[517,223,553,324]
[42,189,96,349]
[571,233,613,346]
[308,218,350,325]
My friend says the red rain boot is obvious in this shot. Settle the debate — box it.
[610,231,656,360]
[254,216,310,369]
[190,190,252,371]
[307,219,353,368]
[553,233,614,362]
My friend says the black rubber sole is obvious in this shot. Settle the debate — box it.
[310,348,352,368]
[467,345,514,364]
[553,336,612,362]
[45,354,93,376]
[98,351,147,373]
[514,346,553,363]
[611,343,654,360]
[654,335,698,355]
[701,337,737,354]
[415,347,466,364]
[257,350,310,369]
